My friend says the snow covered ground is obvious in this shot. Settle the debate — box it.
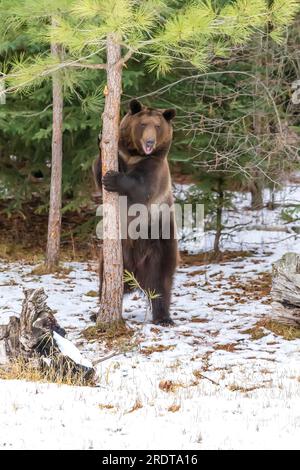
[0,184,300,450]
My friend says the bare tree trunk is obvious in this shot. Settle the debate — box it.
[251,92,265,210]
[250,36,267,211]
[250,104,265,209]
[97,34,123,326]
[46,18,63,272]
[250,177,264,210]
[213,179,224,254]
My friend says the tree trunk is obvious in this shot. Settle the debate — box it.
[251,37,267,211]
[266,187,276,210]
[97,34,123,326]
[250,178,264,210]
[251,106,264,211]
[46,18,63,272]
[213,179,224,254]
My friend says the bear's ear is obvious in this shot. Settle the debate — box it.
[163,108,176,121]
[129,99,142,115]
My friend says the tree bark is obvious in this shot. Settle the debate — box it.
[213,179,224,254]
[251,37,267,211]
[97,34,123,326]
[46,17,63,271]
[250,178,264,210]
[251,107,264,211]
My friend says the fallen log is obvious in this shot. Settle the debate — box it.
[228,224,300,234]
[271,253,300,327]
[0,288,95,382]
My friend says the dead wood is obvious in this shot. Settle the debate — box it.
[0,288,95,381]
[271,253,300,327]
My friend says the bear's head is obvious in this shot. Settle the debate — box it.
[120,99,176,157]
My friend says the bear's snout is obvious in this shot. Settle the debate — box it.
[144,138,155,155]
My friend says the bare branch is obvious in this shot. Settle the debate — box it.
[117,48,134,67]
[68,62,107,70]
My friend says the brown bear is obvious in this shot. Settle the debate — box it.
[94,99,178,325]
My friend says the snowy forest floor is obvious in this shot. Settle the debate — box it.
[0,183,300,449]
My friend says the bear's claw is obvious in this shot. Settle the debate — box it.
[153,318,175,326]
[102,170,120,192]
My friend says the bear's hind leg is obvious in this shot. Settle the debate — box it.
[151,275,174,326]
[136,245,176,325]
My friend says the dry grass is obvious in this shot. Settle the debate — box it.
[225,272,272,303]
[187,269,207,277]
[0,200,99,264]
[84,290,98,298]
[193,369,220,386]
[141,344,176,356]
[0,242,44,264]
[168,404,181,412]
[239,319,300,341]
[193,370,205,380]
[228,383,262,393]
[98,403,115,410]
[0,240,95,265]
[159,380,183,393]
[126,399,143,414]
[240,326,267,341]
[191,317,209,323]
[31,264,73,276]
[214,343,239,353]
[258,319,300,341]
[180,250,253,267]
[82,320,138,351]
[201,351,213,372]
[0,356,95,387]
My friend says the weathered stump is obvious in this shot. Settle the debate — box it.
[0,288,95,381]
[271,253,300,327]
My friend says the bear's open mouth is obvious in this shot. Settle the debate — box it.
[143,143,155,155]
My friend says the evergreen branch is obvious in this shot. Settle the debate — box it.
[3,50,106,94]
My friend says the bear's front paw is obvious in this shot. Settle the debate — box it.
[102,170,120,192]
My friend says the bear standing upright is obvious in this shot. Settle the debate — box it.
[94,99,178,325]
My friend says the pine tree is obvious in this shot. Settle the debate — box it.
[97,35,124,325]
[46,16,64,271]
[0,0,105,270]
[0,0,73,271]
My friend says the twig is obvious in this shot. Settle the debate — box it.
[228,233,297,246]
[118,49,134,67]
[125,70,284,136]
[197,373,220,386]
[68,62,106,70]
[92,352,120,366]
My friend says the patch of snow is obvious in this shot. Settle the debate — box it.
[53,331,93,369]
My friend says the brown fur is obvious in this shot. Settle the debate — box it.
[95,99,178,325]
